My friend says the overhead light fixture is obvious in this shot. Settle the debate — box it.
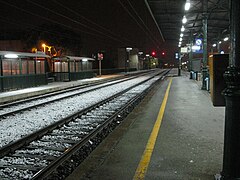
[219,41,222,44]
[212,43,217,47]
[179,37,183,41]
[185,1,191,11]
[178,44,181,47]
[126,47,132,52]
[224,37,229,41]
[180,33,184,37]
[82,58,88,62]
[4,54,19,58]
[182,16,187,24]
[181,26,185,32]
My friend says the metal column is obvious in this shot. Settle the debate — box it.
[219,0,240,179]
[189,31,193,72]
[201,0,208,90]
[178,49,181,76]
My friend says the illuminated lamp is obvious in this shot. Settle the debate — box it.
[4,54,18,58]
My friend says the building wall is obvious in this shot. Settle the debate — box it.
[118,48,139,70]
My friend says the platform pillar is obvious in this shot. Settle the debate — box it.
[220,0,240,179]
[201,0,208,90]
[189,31,193,72]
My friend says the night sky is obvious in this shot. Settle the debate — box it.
[0,0,177,65]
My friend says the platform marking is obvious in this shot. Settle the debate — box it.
[133,78,173,180]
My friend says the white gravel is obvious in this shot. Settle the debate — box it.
[0,75,157,148]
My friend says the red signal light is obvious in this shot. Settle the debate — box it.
[162,52,165,56]
[151,51,156,56]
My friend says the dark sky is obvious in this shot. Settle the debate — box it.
[0,0,176,62]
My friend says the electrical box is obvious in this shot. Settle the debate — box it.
[209,54,229,106]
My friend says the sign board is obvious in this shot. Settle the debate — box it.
[98,53,103,60]
[180,47,189,53]
[193,38,203,53]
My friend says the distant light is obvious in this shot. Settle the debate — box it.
[126,47,132,52]
[192,45,201,50]
[178,45,181,47]
[182,16,187,24]
[224,37,229,41]
[146,54,150,57]
[42,43,46,47]
[151,51,156,56]
[4,54,18,58]
[82,58,88,62]
[185,2,191,11]
[218,41,222,44]
[181,26,185,32]
[138,51,143,55]
[179,37,183,42]
[212,44,217,47]
[180,33,184,37]
[220,51,224,54]
[37,60,41,63]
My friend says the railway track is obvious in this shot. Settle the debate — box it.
[0,71,153,119]
[0,69,170,179]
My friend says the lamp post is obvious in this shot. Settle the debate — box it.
[218,0,240,179]
[42,44,46,54]
[138,51,143,70]
[146,54,150,69]
[97,53,103,76]
[126,47,132,73]
[201,0,208,90]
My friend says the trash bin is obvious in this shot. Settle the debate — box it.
[190,71,193,79]
[195,71,198,80]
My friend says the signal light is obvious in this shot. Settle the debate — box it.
[151,51,156,56]
[162,52,165,56]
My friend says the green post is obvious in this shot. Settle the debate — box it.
[189,31,193,72]
[201,0,208,90]
[68,59,71,81]
[0,56,3,91]
[217,0,240,179]
[19,58,22,75]
[178,49,181,76]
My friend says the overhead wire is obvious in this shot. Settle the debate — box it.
[25,0,127,45]
[0,0,128,46]
[51,0,135,45]
[118,0,161,50]
[0,16,82,42]
[125,0,162,49]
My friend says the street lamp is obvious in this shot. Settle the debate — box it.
[42,44,46,53]
[126,47,132,73]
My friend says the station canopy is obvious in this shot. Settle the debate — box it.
[146,0,229,45]
[0,51,50,58]
[53,56,95,62]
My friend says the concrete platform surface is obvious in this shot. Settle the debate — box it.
[67,71,225,180]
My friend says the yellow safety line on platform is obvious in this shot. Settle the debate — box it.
[133,78,173,180]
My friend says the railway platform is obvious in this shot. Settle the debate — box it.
[66,69,225,180]
[0,74,122,104]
